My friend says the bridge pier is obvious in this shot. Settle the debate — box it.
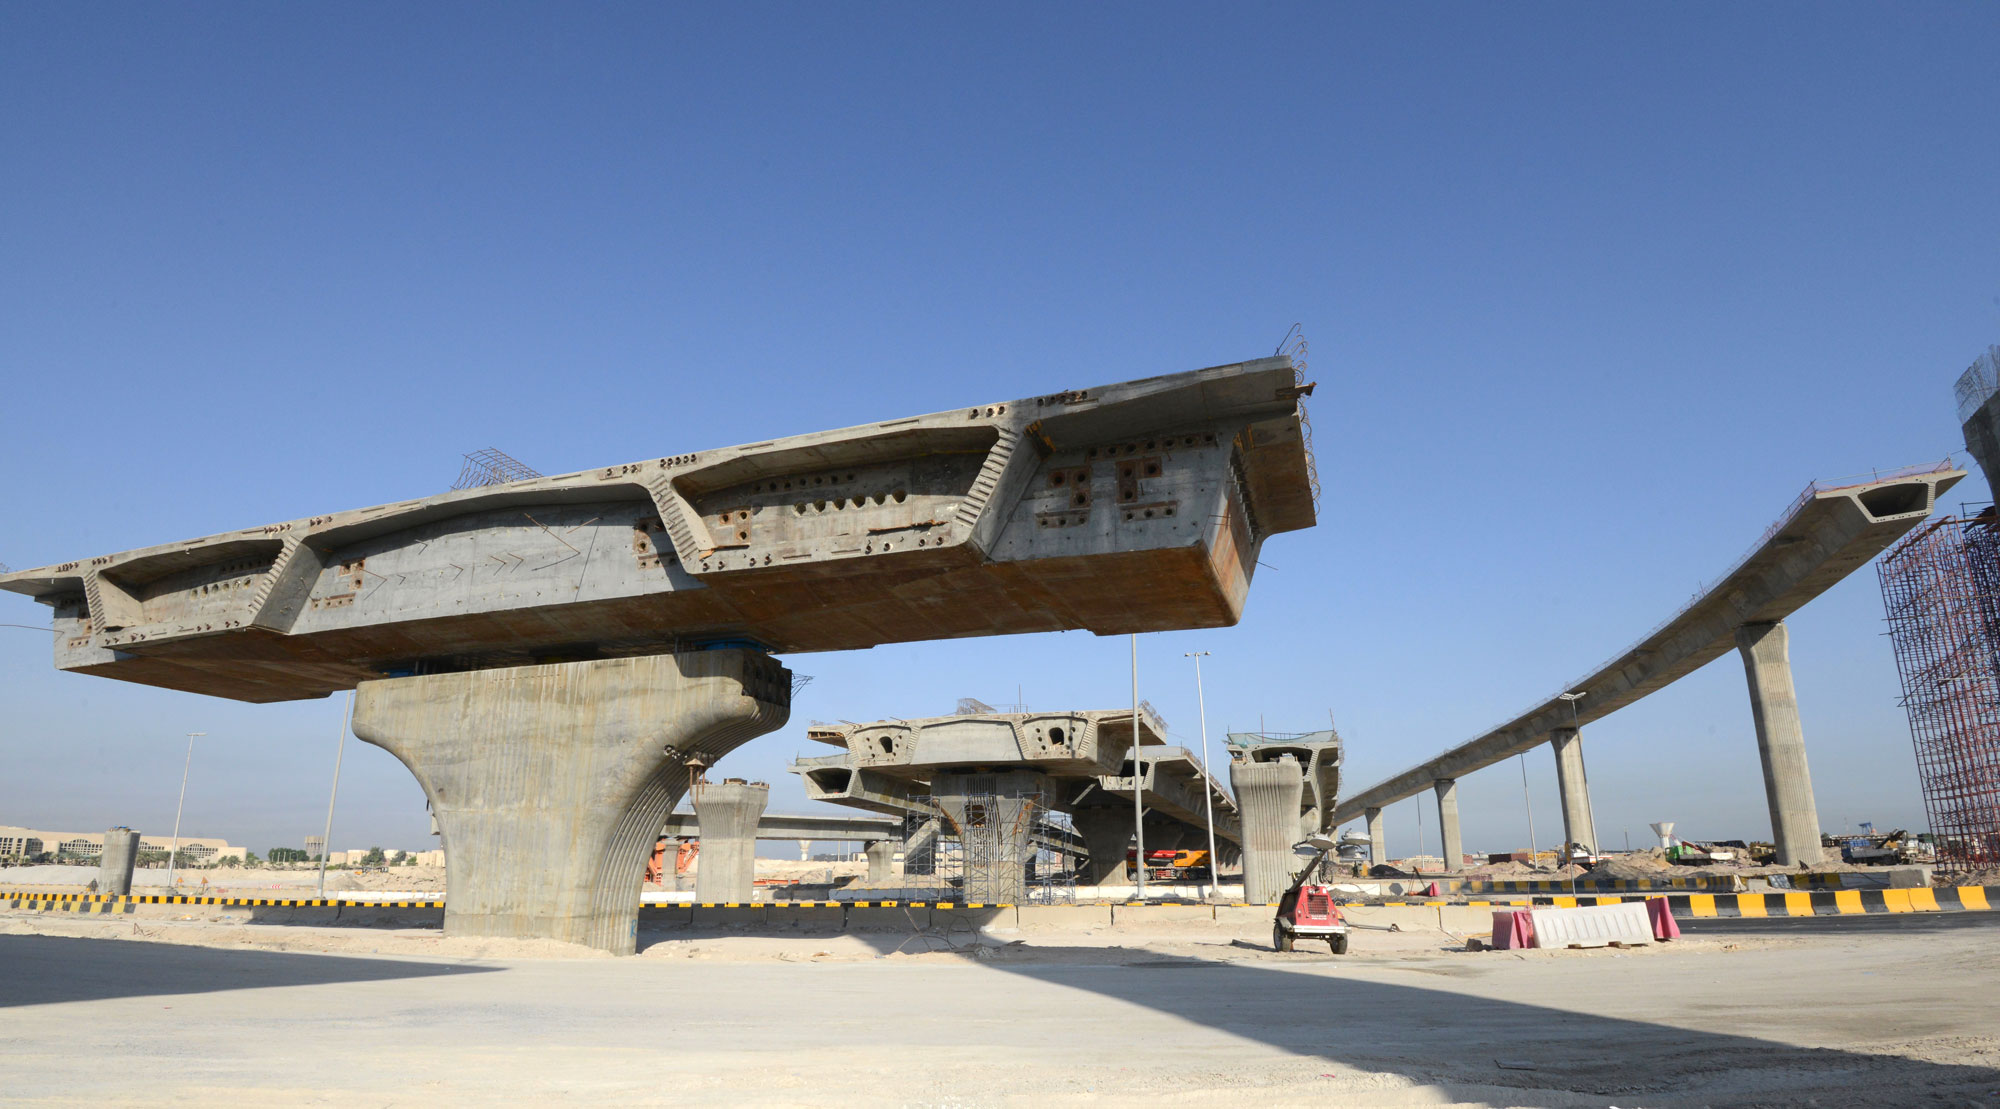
[99,827,139,896]
[1434,778,1464,873]
[352,650,790,954]
[694,778,770,903]
[1071,807,1133,885]
[931,769,1051,903]
[1365,806,1385,865]
[1550,728,1597,854]
[1735,621,1825,866]
[865,839,897,882]
[1230,756,1306,903]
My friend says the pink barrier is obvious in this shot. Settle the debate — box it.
[1490,909,1535,950]
[1646,896,1680,940]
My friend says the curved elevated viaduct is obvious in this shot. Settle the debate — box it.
[1334,463,1962,869]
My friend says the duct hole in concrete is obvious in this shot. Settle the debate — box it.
[794,504,807,515]
[1859,484,1927,518]
[736,530,749,541]
[878,737,894,754]
[1144,461,1160,477]
[1073,494,1086,506]
[1050,727,1065,743]
[1052,472,1066,486]
[893,490,907,502]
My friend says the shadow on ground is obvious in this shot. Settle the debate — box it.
[0,934,495,1008]
[634,912,2000,1105]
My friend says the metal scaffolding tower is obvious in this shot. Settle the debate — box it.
[1880,511,2000,873]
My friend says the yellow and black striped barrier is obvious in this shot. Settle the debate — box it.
[1360,886,1999,917]
[0,891,1011,912]
[1456,876,1742,893]
[644,900,1010,910]
[4,898,135,914]
[0,892,444,909]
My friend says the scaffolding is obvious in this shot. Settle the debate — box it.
[915,780,1081,903]
[1880,511,2000,873]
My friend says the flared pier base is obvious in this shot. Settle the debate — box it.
[352,650,790,954]
[1231,757,1305,904]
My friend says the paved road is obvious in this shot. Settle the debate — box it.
[4,917,1999,1106]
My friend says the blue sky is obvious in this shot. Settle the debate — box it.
[2,6,1997,859]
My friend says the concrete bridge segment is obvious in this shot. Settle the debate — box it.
[3,357,1317,951]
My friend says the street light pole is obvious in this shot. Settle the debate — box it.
[1185,651,1220,904]
[316,691,355,898]
[1518,752,1539,869]
[1131,634,1146,900]
[165,732,205,889]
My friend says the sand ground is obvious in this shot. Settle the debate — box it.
[1,901,1995,1105]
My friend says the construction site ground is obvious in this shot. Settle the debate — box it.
[3,900,1996,1105]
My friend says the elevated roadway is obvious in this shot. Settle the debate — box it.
[1335,463,1962,867]
[0,357,1317,952]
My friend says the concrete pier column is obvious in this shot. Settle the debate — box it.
[99,827,140,896]
[1070,807,1133,885]
[694,778,769,903]
[1364,807,1385,865]
[930,769,1050,903]
[1434,778,1464,873]
[1230,755,1306,904]
[864,839,897,883]
[1734,621,1825,866]
[351,650,790,954]
[1550,728,1597,853]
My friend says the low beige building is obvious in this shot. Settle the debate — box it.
[0,825,245,864]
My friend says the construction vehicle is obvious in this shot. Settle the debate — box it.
[1273,835,1349,954]
[1125,846,1212,882]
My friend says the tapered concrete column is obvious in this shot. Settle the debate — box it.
[1735,621,1825,866]
[931,769,1051,903]
[1231,756,1306,903]
[864,839,897,882]
[694,778,769,903]
[352,650,790,954]
[1070,807,1131,885]
[99,827,139,896]
[1434,779,1464,873]
[1550,728,1597,853]
[1364,807,1385,864]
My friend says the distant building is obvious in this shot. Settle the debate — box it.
[0,825,244,864]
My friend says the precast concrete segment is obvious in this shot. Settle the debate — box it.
[1365,807,1385,864]
[1956,346,2000,498]
[97,828,139,896]
[1230,757,1305,903]
[1735,622,1825,867]
[1435,779,1464,874]
[790,707,1242,853]
[1550,729,1597,852]
[350,650,789,954]
[0,358,1317,704]
[659,810,900,843]
[693,779,769,904]
[1334,465,1962,824]
[865,840,896,883]
[1225,730,1343,836]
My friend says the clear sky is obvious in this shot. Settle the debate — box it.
[2,6,1997,860]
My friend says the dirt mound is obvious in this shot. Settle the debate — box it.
[1588,849,1675,881]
